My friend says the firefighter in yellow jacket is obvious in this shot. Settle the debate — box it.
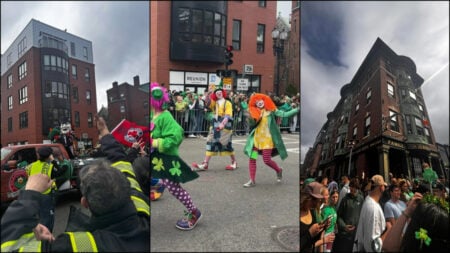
[26,146,66,232]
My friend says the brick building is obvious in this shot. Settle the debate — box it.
[303,38,445,181]
[1,19,98,148]
[150,1,298,96]
[106,75,149,128]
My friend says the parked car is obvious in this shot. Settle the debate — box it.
[1,143,80,210]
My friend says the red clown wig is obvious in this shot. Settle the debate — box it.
[248,93,277,120]
[210,88,227,101]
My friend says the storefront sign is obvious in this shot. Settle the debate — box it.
[185,72,208,85]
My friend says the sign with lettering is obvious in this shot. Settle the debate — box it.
[237,78,249,90]
[185,72,208,85]
[223,77,233,90]
[243,64,253,74]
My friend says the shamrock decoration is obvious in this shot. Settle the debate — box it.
[152,157,164,172]
[169,160,182,177]
[415,228,431,249]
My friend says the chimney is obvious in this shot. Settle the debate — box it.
[133,75,140,87]
[112,81,118,88]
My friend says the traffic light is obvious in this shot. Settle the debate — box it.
[224,45,234,67]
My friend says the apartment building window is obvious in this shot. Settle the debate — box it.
[72,64,77,79]
[364,116,371,136]
[335,135,341,150]
[83,46,88,60]
[120,105,126,113]
[7,52,12,67]
[73,87,79,103]
[18,61,27,80]
[204,11,213,44]
[7,74,12,88]
[87,113,93,128]
[8,117,13,132]
[257,24,265,53]
[387,82,395,97]
[85,68,90,82]
[418,104,423,112]
[19,86,28,104]
[424,128,432,144]
[71,42,76,56]
[74,111,80,127]
[232,20,242,50]
[258,0,266,7]
[44,55,68,73]
[405,115,413,134]
[86,90,91,104]
[389,110,399,132]
[8,96,13,110]
[49,108,70,127]
[44,81,69,99]
[409,90,416,100]
[415,117,424,136]
[353,126,358,140]
[18,37,27,58]
[19,111,28,129]
[366,89,372,105]
[355,102,360,114]
[192,9,204,43]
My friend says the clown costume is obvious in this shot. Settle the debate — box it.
[242,93,299,187]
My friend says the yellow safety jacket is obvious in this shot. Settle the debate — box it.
[1,232,98,252]
[26,160,57,194]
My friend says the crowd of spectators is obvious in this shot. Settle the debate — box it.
[163,88,300,137]
[300,167,449,252]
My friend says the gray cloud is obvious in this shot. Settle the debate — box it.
[301,2,449,162]
[1,1,149,110]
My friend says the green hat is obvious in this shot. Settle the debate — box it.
[215,79,224,92]
[304,178,315,186]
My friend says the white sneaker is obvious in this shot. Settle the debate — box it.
[192,162,208,171]
[243,180,256,188]
[225,161,237,170]
[277,169,283,182]
[188,134,196,138]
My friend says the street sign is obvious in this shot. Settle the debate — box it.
[223,77,233,90]
[243,64,253,74]
[237,78,249,91]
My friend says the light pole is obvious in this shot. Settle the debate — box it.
[347,140,357,176]
[272,27,288,96]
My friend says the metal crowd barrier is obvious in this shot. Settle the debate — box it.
[168,108,300,137]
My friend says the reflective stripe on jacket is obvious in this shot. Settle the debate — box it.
[27,160,56,194]
[112,161,150,217]
[1,232,41,252]
[66,232,98,252]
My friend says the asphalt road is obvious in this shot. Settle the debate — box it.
[151,133,300,252]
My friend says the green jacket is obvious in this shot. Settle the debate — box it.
[151,110,184,156]
[243,108,299,160]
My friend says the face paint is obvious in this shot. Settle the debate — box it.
[215,90,223,98]
[256,100,264,108]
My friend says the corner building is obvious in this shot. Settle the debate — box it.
[150,1,278,95]
[303,38,445,181]
[1,19,98,147]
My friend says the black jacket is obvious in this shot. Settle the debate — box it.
[1,134,150,252]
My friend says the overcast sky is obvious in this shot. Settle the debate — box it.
[301,1,449,163]
[1,1,149,110]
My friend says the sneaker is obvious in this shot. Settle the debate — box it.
[192,162,208,171]
[225,161,237,170]
[188,134,196,138]
[277,168,283,182]
[243,180,256,188]
[175,209,202,230]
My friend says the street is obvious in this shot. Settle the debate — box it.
[151,133,300,252]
